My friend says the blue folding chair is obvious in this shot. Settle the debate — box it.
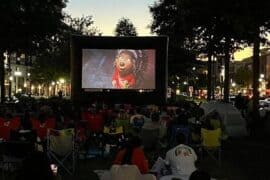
[132,116,145,131]
[170,125,190,146]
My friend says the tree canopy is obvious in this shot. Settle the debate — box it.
[0,0,67,102]
[150,0,197,77]
[114,17,137,36]
[30,14,100,85]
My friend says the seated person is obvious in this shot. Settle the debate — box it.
[113,136,149,174]
[142,112,160,131]
[189,170,211,180]
[11,111,36,143]
[101,164,155,180]
[130,107,146,125]
[162,133,197,180]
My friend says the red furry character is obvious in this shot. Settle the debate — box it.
[112,50,137,89]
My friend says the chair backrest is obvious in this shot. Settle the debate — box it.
[86,113,104,133]
[47,128,74,156]
[0,117,21,140]
[201,128,221,147]
[141,128,159,149]
[133,116,145,128]
[171,125,190,144]
[31,118,56,140]
[103,126,123,135]
[210,119,221,129]
[110,165,142,180]
[116,119,132,134]
[160,115,171,127]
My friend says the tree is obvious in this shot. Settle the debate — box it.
[115,18,137,36]
[180,0,246,102]
[235,0,270,119]
[64,14,101,36]
[234,66,252,88]
[31,14,100,86]
[0,0,67,103]
[149,0,198,80]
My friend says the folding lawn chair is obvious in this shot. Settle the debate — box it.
[47,128,76,175]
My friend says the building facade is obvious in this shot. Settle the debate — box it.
[4,52,34,97]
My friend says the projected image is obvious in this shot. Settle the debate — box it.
[82,49,155,89]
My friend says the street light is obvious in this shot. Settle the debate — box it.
[59,78,65,84]
[14,71,22,76]
[38,85,41,96]
[176,89,180,95]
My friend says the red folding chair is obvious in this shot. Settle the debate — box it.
[86,113,104,133]
[31,118,56,140]
[0,117,21,141]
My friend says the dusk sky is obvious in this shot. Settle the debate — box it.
[65,0,254,60]
[65,0,156,36]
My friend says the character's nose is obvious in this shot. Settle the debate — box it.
[120,62,125,66]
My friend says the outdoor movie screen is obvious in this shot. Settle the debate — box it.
[82,49,156,90]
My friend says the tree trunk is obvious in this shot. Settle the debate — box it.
[207,53,212,101]
[252,30,260,121]
[0,50,5,103]
[223,40,230,103]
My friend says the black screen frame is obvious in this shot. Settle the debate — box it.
[71,35,168,105]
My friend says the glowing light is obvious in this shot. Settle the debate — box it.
[14,71,22,76]
[176,89,180,95]
[183,81,188,85]
[9,76,13,81]
[51,82,55,86]
[232,82,236,87]
[59,78,65,84]
[23,83,27,88]
[27,73,31,77]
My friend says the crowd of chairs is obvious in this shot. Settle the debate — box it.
[0,102,224,179]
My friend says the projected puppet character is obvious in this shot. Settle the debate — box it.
[112,50,138,89]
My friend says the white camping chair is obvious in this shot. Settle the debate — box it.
[47,128,76,175]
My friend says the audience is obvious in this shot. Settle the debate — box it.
[113,135,149,174]
[142,112,160,131]
[189,170,211,180]
[1,99,218,180]
[161,133,197,180]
